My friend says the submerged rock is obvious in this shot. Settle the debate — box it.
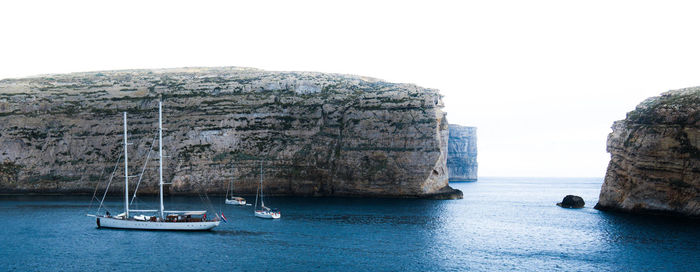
[0,67,461,199]
[447,125,478,181]
[595,87,700,217]
[557,195,585,208]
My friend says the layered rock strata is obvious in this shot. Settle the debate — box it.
[447,125,477,181]
[0,67,462,199]
[595,87,700,217]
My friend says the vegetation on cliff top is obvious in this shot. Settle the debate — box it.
[626,87,700,125]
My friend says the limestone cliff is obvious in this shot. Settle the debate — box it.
[0,67,461,199]
[447,125,477,181]
[595,87,699,217]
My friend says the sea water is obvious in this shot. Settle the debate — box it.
[1,178,699,271]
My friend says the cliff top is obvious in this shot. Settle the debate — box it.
[625,87,700,126]
[0,67,436,98]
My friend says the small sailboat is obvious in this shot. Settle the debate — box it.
[225,165,246,205]
[254,161,281,219]
[87,101,220,230]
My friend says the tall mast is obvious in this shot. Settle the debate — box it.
[158,101,165,219]
[254,163,259,210]
[232,164,235,194]
[123,112,129,218]
[260,160,264,207]
[225,173,229,200]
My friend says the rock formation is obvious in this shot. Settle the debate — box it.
[0,67,462,199]
[447,125,477,181]
[595,87,699,217]
[557,195,585,209]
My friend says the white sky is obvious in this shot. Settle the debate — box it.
[2,0,700,177]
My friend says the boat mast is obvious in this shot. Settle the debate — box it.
[225,176,230,200]
[158,101,165,219]
[123,112,130,218]
[228,164,233,199]
[259,160,264,207]
[254,164,259,210]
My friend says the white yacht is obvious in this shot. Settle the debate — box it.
[225,165,246,206]
[225,197,247,206]
[87,101,220,230]
[254,161,281,219]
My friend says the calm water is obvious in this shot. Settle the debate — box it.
[1,178,699,271]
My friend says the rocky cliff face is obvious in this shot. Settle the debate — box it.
[596,87,699,217]
[447,125,477,181]
[0,67,461,199]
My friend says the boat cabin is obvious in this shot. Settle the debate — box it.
[164,211,208,222]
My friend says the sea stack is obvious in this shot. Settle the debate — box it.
[0,67,462,199]
[447,125,478,181]
[595,87,700,217]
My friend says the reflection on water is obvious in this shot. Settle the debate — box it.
[207,229,268,237]
[1,178,699,271]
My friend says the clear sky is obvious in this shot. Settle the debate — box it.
[2,0,700,177]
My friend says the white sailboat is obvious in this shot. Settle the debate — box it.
[87,101,220,230]
[254,161,281,219]
[225,165,246,205]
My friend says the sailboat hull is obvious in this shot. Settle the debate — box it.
[225,199,246,205]
[254,211,281,219]
[96,217,220,231]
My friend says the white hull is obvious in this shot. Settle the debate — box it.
[97,216,220,230]
[225,198,246,205]
[255,211,281,219]
[91,104,219,232]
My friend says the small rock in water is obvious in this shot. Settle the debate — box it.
[557,195,585,208]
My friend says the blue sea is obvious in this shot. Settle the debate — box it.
[1,178,699,271]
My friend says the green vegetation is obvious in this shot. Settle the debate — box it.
[362,153,388,178]
[342,146,419,152]
[89,107,119,116]
[16,128,48,141]
[26,174,81,183]
[179,144,212,161]
[675,130,700,159]
[0,162,22,176]
[212,151,261,162]
[0,110,20,117]
[109,95,145,101]
[626,89,700,125]
[668,178,692,189]
[88,174,102,181]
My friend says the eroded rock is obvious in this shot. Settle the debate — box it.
[557,195,585,208]
[595,87,700,217]
[0,67,461,198]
